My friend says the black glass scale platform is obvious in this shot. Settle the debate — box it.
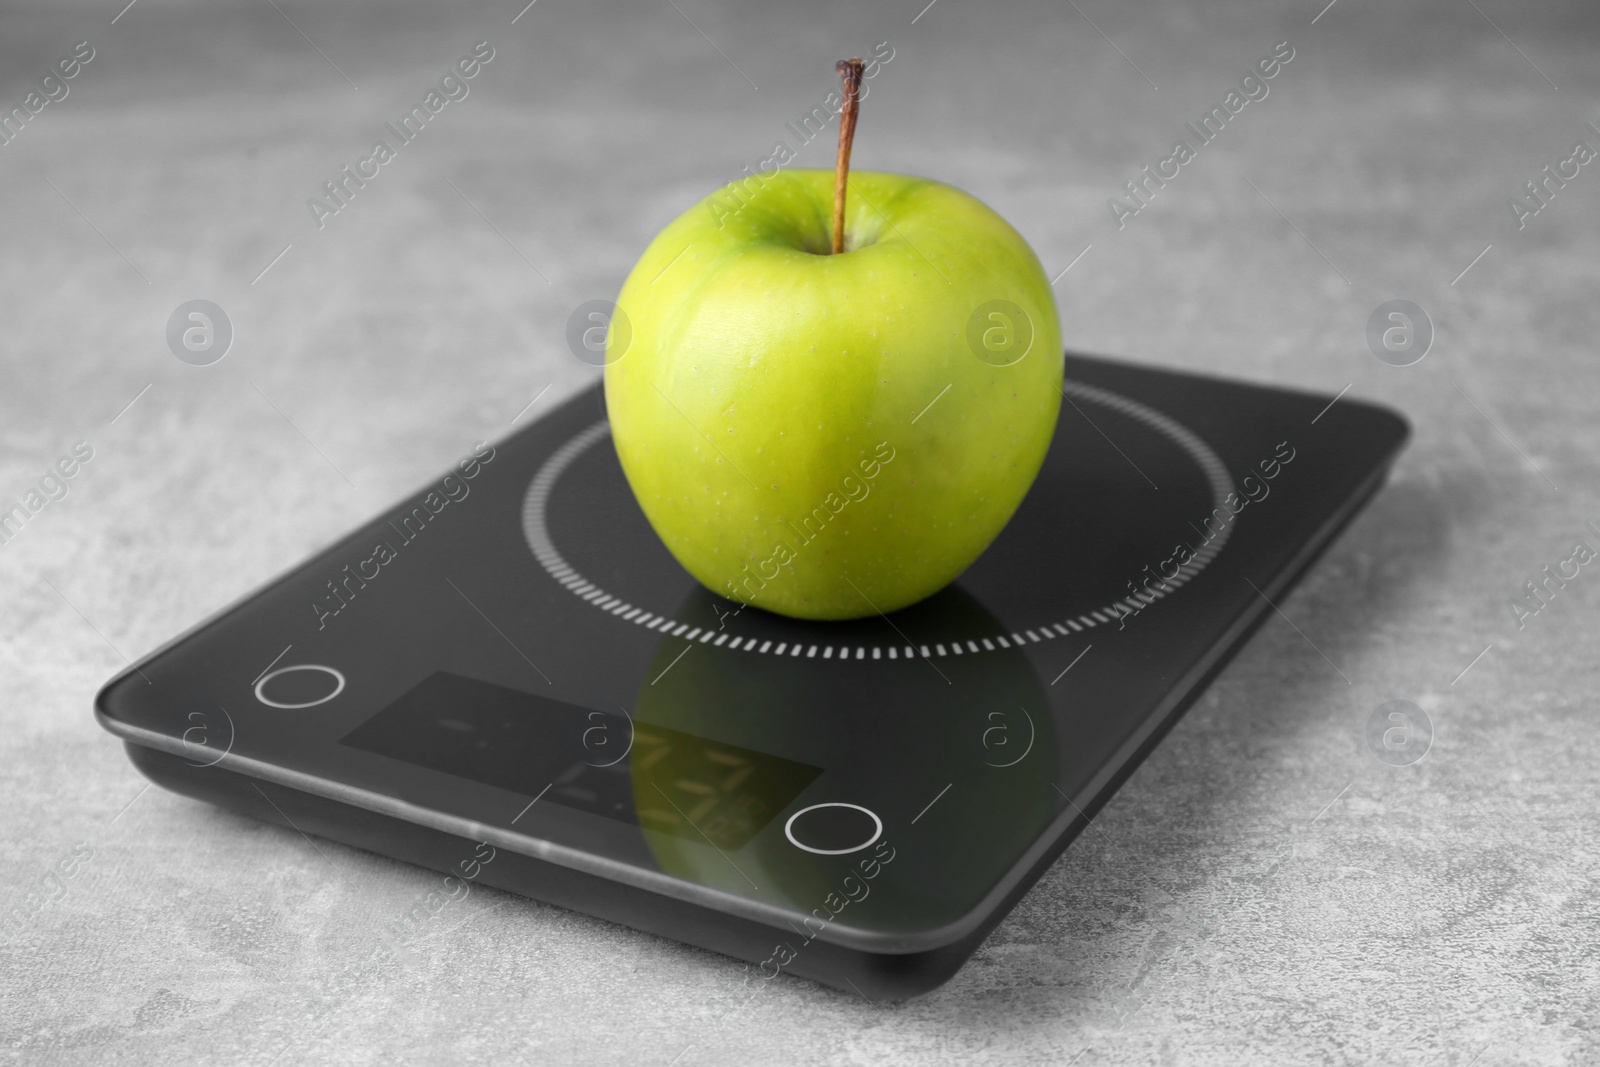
[96,351,1407,999]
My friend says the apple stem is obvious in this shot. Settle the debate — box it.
[832,58,865,255]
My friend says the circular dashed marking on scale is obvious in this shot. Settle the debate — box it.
[521,380,1236,660]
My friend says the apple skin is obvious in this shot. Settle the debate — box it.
[604,169,1062,620]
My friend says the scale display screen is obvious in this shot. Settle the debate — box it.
[340,671,822,851]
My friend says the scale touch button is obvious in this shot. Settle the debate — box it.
[784,803,883,856]
[255,665,346,709]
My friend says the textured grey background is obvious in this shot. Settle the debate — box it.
[3,0,1598,1063]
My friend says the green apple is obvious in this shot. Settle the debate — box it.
[604,167,1061,620]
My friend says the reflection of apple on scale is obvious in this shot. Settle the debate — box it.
[96,60,1407,999]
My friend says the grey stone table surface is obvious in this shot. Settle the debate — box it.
[2,0,1597,1063]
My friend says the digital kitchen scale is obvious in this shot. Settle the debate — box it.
[95,352,1407,999]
